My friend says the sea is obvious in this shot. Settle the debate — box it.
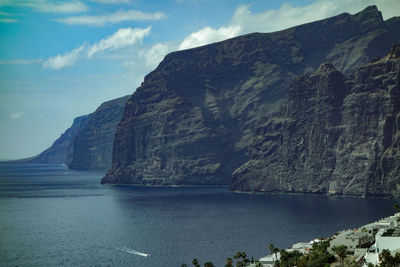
[0,163,397,267]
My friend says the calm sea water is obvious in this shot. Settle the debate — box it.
[0,163,397,267]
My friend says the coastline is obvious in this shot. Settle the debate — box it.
[252,212,400,267]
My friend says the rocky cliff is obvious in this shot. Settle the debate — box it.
[69,95,130,171]
[17,95,129,171]
[15,115,89,164]
[231,45,400,197]
[102,6,400,188]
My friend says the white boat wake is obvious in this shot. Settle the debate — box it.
[116,247,150,257]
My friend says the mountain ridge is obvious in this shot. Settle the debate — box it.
[14,95,130,171]
[102,5,400,195]
[15,6,400,197]
[11,115,90,165]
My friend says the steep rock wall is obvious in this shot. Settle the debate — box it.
[103,6,400,186]
[231,47,400,197]
[69,95,130,171]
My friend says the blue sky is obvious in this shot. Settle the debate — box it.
[0,0,399,160]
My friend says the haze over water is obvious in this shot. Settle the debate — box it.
[0,163,396,267]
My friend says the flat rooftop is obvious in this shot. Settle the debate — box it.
[382,228,400,237]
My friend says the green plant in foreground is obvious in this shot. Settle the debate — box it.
[332,245,347,266]
[225,257,233,267]
[275,240,335,267]
[192,258,200,267]
[185,241,338,267]
[379,249,400,267]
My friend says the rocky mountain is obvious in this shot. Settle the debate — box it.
[14,115,89,165]
[69,95,130,171]
[102,6,400,190]
[231,45,400,197]
[17,95,129,171]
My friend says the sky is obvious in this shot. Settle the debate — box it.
[0,0,399,160]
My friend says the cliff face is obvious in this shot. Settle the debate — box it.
[68,95,130,171]
[15,115,89,164]
[231,47,400,197]
[17,95,129,171]
[103,6,400,187]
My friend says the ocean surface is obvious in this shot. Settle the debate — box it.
[0,163,397,267]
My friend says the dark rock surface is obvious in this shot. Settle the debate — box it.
[14,115,89,164]
[103,6,400,189]
[69,95,130,171]
[231,45,400,197]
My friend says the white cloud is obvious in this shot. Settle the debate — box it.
[31,1,88,13]
[0,59,42,64]
[0,10,11,16]
[176,0,399,51]
[374,0,400,19]
[230,0,400,35]
[56,9,166,26]
[178,25,241,50]
[175,0,207,4]
[98,0,400,75]
[176,0,349,51]
[43,45,86,69]
[0,18,18,23]
[230,2,345,34]
[87,27,151,57]
[0,0,89,13]
[140,42,176,68]
[9,111,25,120]
[123,61,135,67]
[43,0,400,72]
[43,27,151,69]
[89,0,130,3]
[0,0,88,13]
[122,0,400,77]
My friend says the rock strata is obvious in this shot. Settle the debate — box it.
[103,6,400,190]
[231,44,400,197]
[69,95,130,171]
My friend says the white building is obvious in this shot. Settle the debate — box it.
[248,252,280,267]
[376,227,400,253]
[259,252,280,266]
[287,242,312,254]
[363,227,400,266]
[364,212,400,230]
[329,230,374,253]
